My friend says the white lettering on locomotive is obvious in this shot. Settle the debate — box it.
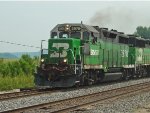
[50,43,69,57]
[136,48,143,62]
[90,49,99,55]
[120,50,128,57]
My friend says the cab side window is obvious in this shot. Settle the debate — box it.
[83,31,89,40]
[91,32,98,43]
[51,32,57,39]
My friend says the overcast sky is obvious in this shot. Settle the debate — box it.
[0,1,150,52]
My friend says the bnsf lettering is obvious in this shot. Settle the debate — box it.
[50,43,69,57]
[70,26,81,31]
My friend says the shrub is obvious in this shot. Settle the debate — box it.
[0,54,38,77]
[0,55,38,90]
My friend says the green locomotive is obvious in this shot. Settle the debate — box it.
[34,23,150,88]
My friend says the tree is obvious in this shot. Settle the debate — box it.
[0,54,38,77]
[19,54,35,75]
[134,26,150,39]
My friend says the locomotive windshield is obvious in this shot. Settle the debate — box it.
[70,32,81,38]
[51,31,90,39]
[59,32,69,38]
[51,31,81,39]
[59,32,81,38]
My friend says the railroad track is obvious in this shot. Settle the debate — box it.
[0,78,143,102]
[0,88,58,101]
[3,81,150,113]
[0,83,108,102]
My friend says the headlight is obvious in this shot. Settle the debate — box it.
[41,59,44,62]
[63,59,67,63]
[65,25,69,31]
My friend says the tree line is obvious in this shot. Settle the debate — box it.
[134,26,150,39]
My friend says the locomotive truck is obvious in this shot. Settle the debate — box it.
[34,23,150,88]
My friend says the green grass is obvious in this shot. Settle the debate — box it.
[0,75,35,91]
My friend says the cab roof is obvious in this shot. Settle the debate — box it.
[51,23,99,33]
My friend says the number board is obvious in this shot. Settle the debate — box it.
[70,26,81,31]
[58,26,65,31]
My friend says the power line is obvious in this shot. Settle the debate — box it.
[0,40,41,49]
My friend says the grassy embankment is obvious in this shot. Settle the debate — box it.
[0,75,34,91]
[0,55,38,91]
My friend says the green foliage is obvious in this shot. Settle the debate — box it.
[0,55,38,90]
[19,55,35,75]
[0,54,38,77]
[134,26,150,39]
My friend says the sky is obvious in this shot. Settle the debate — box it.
[0,1,150,52]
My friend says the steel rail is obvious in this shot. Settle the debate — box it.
[0,88,58,102]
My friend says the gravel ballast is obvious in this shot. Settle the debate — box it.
[1,78,150,112]
[75,90,150,113]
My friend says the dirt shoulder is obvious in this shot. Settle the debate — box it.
[134,104,150,113]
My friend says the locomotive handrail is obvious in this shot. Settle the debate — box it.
[67,49,77,74]
[79,46,83,76]
[41,48,48,54]
[65,49,82,75]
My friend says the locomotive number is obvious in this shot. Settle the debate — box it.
[50,43,69,57]
[121,50,128,57]
[90,49,99,55]
[70,26,81,31]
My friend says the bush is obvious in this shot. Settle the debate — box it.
[0,55,38,90]
[0,54,38,77]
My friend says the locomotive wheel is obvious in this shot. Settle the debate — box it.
[79,75,86,86]
[147,67,150,77]
[84,77,93,86]
[148,66,150,76]
[87,78,94,85]
[137,70,142,78]
[84,71,94,86]
[122,69,129,81]
[141,70,144,78]
[131,69,135,79]
[74,82,80,88]
[125,70,130,80]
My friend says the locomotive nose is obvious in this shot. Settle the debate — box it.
[49,39,75,64]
